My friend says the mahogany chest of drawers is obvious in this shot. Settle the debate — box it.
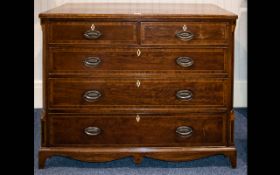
[39,3,238,168]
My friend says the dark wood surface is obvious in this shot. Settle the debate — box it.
[39,3,237,19]
[49,47,227,73]
[49,22,137,44]
[39,146,237,169]
[48,78,227,107]
[48,114,226,146]
[141,22,229,46]
[39,3,237,169]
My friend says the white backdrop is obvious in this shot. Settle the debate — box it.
[34,0,247,108]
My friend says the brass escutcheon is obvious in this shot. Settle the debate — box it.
[91,24,95,31]
[182,24,187,31]
[137,49,141,57]
[136,115,140,122]
[136,80,141,88]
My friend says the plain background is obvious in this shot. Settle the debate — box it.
[34,0,247,108]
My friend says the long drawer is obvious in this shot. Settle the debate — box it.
[48,113,226,146]
[48,78,228,108]
[48,47,227,75]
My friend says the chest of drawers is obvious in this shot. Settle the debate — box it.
[38,3,238,168]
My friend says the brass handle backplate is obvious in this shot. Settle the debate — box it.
[84,24,102,39]
[84,126,101,136]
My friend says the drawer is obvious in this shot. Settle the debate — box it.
[48,114,226,146]
[49,22,138,45]
[48,78,227,108]
[141,22,229,46]
[49,47,227,74]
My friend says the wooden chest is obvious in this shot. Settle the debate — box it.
[39,3,238,168]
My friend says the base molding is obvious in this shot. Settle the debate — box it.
[39,146,236,169]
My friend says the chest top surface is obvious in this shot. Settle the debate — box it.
[39,3,237,20]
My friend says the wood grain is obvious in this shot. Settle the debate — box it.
[39,146,237,169]
[49,47,227,74]
[48,78,227,107]
[39,3,238,20]
[49,22,138,44]
[39,3,237,169]
[47,113,226,146]
[141,22,228,46]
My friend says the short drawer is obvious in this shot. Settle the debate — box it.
[49,22,138,45]
[48,114,226,146]
[141,22,229,46]
[48,47,227,74]
[48,78,227,108]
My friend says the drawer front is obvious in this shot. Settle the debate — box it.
[48,78,227,108]
[49,22,138,45]
[49,48,227,74]
[48,114,226,146]
[141,22,228,46]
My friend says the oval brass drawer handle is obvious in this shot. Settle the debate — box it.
[83,90,102,102]
[175,25,194,41]
[84,24,102,40]
[83,57,101,67]
[176,90,193,101]
[176,126,193,137]
[176,57,194,68]
[84,126,101,136]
